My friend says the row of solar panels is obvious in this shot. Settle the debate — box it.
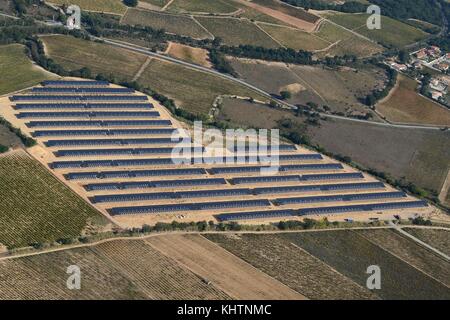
[55,147,204,157]
[64,164,347,180]
[49,154,324,169]
[10,95,148,101]
[91,182,385,203]
[45,138,184,147]
[83,173,365,191]
[208,163,342,174]
[215,201,429,221]
[42,80,110,87]
[107,192,409,215]
[31,87,134,93]
[33,128,178,137]
[17,111,160,118]
[275,191,406,205]
[14,103,154,110]
[26,120,172,127]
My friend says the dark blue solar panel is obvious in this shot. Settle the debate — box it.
[65,168,206,180]
[215,209,296,221]
[11,95,148,101]
[231,175,301,185]
[301,173,364,181]
[253,182,385,195]
[230,144,297,152]
[42,80,109,86]
[210,163,343,175]
[84,178,227,191]
[26,120,172,127]
[55,147,203,157]
[33,129,176,137]
[17,111,159,118]
[275,192,406,205]
[14,103,154,110]
[32,87,134,93]
[177,188,251,199]
[45,137,182,147]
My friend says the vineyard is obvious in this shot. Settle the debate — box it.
[404,228,450,257]
[0,150,109,249]
[204,233,378,300]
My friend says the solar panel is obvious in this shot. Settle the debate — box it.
[301,173,364,181]
[253,182,385,195]
[33,129,177,137]
[215,209,296,221]
[42,80,109,86]
[11,95,148,101]
[84,178,227,191]
[45,137,182,147]
[231,175,301,185]
[275,192,406,205]
[14,103,154,110]
[55,147,204,157]
[31,87,134,93]
[17,111,160,118]
[26,120,172,127]
[65,168,206,180]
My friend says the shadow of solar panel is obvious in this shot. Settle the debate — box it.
[45,137,182,147]
[17,111,160,118]
[298,201,428,216]
[275,191,406,205]
[26,120,172,127]
[231,175,301,185]
[66,168,206,180]
[215,209,296,221]
[14,103,154,110]
[253,182,385,195]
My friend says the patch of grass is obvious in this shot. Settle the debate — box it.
[258,23,330,51]
[377,75,450,126]
[167,0,238,14]
[0,44,55,96]
[282,230,450,299]
[122,8,211,39]
[139,58,267,113]
[252,0,319,24]
[204,233,378,299]
[0,151,108,249]
[196,16,280,47]
[49,0,127,15]
[167,42,211,67]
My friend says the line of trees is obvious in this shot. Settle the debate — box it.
[363,64,397,107]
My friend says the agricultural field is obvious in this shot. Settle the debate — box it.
[281,230,450,299]
[251,0,320,24]
[166,0,238,14]
[122,8,212,39]
[204,233,378,299]
[41,35,147,82]
[139,0,170,8]
[0,44,56,96]
[315,21,383,57]
[138,58,267,114]
[167,42,211,67]
[196,16,280,47]
[326,13,429,48]
[146,235,304,299]
[308,119,450,193]
[48,0,127,15]
[0,150,109,249]
[356,229,450,286]
[258,23,330,51]
[403,228,450,257]
[377,75,450,126]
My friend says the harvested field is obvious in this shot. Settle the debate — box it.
[326,13,429,48]
[166,0,238,14]
[258,23,330,51]
[196,16,280,47]
[122,8,211,39]
[251,0,319,24]
[167,42,211,67]
[205,233,378,299]
[308,119,450,193]
[0,150,109,249]
[139,58,267,113]
[403,228,450,257]
[146,234,304,299]
[356,229,450,286]
[282,230,450,299]
[48,0,127,15]
[0,44,55,96]
[93,240,230,299]
[377,75,450,126]
[41,35,147,82]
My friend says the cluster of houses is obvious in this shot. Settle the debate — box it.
[412,46,450,73]
[429,76,449,102]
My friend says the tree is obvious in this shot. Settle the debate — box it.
[123,0,138,7]
[0,144,8,153]
[280,90,292,100]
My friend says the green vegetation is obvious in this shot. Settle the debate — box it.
[167,0,238,14]
[196,17,280,48]
[0,151,109,249]
[0,117,36,147]
[0,145,8,153]
[0,44,55,96]
[123,0,138,7]
[49,0,127,15]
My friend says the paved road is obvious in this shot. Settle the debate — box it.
[389,221,450,261]
[97,37,447,131]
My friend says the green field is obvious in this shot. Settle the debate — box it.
[48,0,126,15]
[326,13,429,48]
[281,230,450,299]
[0,44,55,96]
[258,23,330,51]
[41,35,147,82]
[122,8,212,39]
[166,0,238,14]
[0,151,108,249]
[140,0,170,7]
[196,16,280,47]
[139,59,267,113]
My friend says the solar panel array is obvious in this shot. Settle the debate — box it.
[5,80,428,223]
